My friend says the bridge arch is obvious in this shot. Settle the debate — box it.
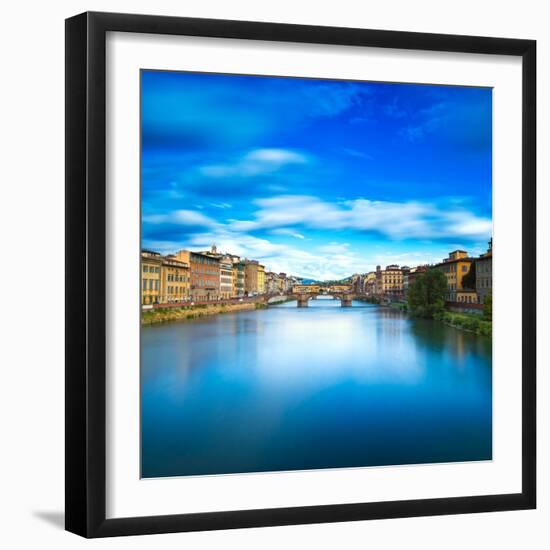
[295,293,354,307]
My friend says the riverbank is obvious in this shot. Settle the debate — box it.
[141,302,265,325]
[434,310,492,337]
[374,301,492,337]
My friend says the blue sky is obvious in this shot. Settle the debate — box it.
[141,70,492,280]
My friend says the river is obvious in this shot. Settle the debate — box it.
[141,298,492,478]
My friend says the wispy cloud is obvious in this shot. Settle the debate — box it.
[199,148,308,178]
[384,97,407,119]
[399,95,491,150]
[142,193,491,280]
[270,228,306,240]
[174,227,368,280]
[318,242,351,254]
[143,209,216,227]
[342,148,373,160]
[141,72,492,281]
[228,195,492,241]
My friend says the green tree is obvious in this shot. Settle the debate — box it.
[408,269,448,318]
[483,294,492,321]
[462,262,476,289]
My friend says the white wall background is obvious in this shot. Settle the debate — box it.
[0,1,546,548]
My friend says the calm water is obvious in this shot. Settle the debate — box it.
[141,299,492,478]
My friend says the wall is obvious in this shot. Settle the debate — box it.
[0,1,547,549]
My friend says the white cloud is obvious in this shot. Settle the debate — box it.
[161,224,364,280]
[143,209,216,227]
[199,148,308,178]
[270,228,306,239]
[142,194,491,280]
[318,242,351,254]
[229,195,492,241]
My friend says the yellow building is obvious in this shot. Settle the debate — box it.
[244,260,260,295]
[160,255,190,304]
[293,284,321,294]
[381,265,403,298]
[329,284,352,293]
[257,264,265,294]
[363,272,377,296]
[141,250,162,305]
[232,263,238,296]
[456,289,478,304]
[435,250,474,302]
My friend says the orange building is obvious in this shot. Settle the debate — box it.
[175,250,220,302]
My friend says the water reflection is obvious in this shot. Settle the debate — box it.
[141,301,492,477]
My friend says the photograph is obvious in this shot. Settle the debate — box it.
[139,70,494,479]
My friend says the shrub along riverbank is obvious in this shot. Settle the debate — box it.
[380,300,491,337]
[405,268,492,337]
[141,302,265,325]
[434,310,492,337]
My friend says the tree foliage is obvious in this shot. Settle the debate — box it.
[408,269,448,318]
[483,294,492,321]
[462,262,476,289]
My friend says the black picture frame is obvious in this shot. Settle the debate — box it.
[65,11,536,538]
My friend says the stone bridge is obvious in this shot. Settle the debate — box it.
[291,292,355,307]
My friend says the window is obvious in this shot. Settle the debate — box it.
[142,278,147,291]
[143,265,149,273]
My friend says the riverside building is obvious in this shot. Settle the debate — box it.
[141,250,162,305]
[476,239,493,304]
[160,255,190,303]
[175,249,220,302]
[435,250,475,303]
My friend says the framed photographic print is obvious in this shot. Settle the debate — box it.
[65,11,536,537]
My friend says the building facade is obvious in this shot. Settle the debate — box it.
[265,271,281,294]
[160,255,190,303]
[277,273,288,293]
[231,259,245,297]
[330,284,352,293]
[175,250,220,301]
[456,289,478,304]
[435,250,475,302]
[257,264,265,294]
[293,284,321,294]
[364,272,377,297]
[476,239,493,304]
[219,255,234,300]
[381,264,404,300]
[350,273,364,295]
[141,250,162,305]
[244,260,259,295]
[243,260,266,295]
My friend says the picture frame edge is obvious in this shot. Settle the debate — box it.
[65,11,537,538]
